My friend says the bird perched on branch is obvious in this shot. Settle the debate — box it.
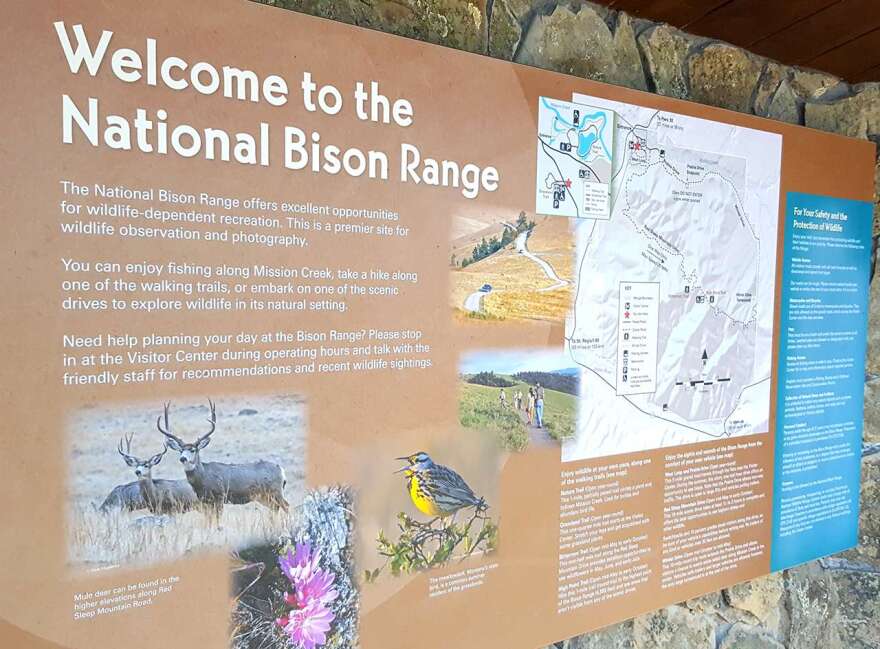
[395,452,487,518]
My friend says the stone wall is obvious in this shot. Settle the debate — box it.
[257,1,880,647]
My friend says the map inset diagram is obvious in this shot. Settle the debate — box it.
[536,97,615,219]
[563,94,782,461]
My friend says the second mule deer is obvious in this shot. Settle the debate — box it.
[157,401,289,516]
[100,481,147,513]
[117,433,199,514]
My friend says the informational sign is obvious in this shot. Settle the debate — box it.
[770,192,873,571]
[0,2,874,649]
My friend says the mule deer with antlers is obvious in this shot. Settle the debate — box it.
[157,401,289,516]
[116,432,199,514]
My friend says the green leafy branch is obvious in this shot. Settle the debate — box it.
[365,509,497,582]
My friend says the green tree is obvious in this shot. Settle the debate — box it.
[501,227,513,246]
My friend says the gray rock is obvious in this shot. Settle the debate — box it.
[638,24,691,99]
[719,623,785,649]
[569,619,636,648]
[130,514,171,529]
[488,0,522,59]
[804,85,880,139]
[865,378,880,442]
[515,5,609,77]
[868,273,880,377]
[516,5,645,89]
[820,556,880,572]
[754,62,788,116]
[488,0,566,58]
[684,590,723,614]
[791,68,842,101]
[785,562,843,649]
[724,574,784,622]
[766,79,800,124]
[850,457,880,563]
[688,43,763,114]
[632,606,715,649]
[829,569,880,649]
[259,0,486,53]
[874,161,879,237]
[502,0,544,22]
[610,12,648,91]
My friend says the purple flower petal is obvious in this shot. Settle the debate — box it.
[279,601,336,649]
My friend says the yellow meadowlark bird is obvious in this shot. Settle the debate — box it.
[395,451,487,518]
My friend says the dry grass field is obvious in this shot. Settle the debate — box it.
[70,503,296,570]
[67,394,306,570]
[482,286,572,322]
[450,214,575,324]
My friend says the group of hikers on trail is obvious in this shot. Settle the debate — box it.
[499,383,545,428]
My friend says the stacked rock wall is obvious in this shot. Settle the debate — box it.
[257,1,880,646]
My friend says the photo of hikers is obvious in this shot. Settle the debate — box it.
[67,394,307,569]
[458,349,580,451]
[450,208,574,324]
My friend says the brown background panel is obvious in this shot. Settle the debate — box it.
[0,1,875,649]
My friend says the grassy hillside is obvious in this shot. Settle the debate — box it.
[537,384,577,441]
[449,221,509,265]
[459,379,578,449]
[459,382,528,451]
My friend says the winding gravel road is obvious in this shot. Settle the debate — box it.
[463,228,569,313]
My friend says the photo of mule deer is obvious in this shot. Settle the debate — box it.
[116,432,199,514]
[69,394,304,569]
[158,400,289,515]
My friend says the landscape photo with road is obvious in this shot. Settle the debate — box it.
[459,348,580,452]
[449,209,574,324]
[67,394,307,570]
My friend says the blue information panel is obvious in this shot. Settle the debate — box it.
[771,191,873,571]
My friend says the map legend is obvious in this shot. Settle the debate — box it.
[616,282,659,396]
[582,182,611,219]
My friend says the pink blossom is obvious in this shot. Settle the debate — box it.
[279,543,321,585]
[276,543,338,649]
[277,601,334,649]
[296,569,338,606]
